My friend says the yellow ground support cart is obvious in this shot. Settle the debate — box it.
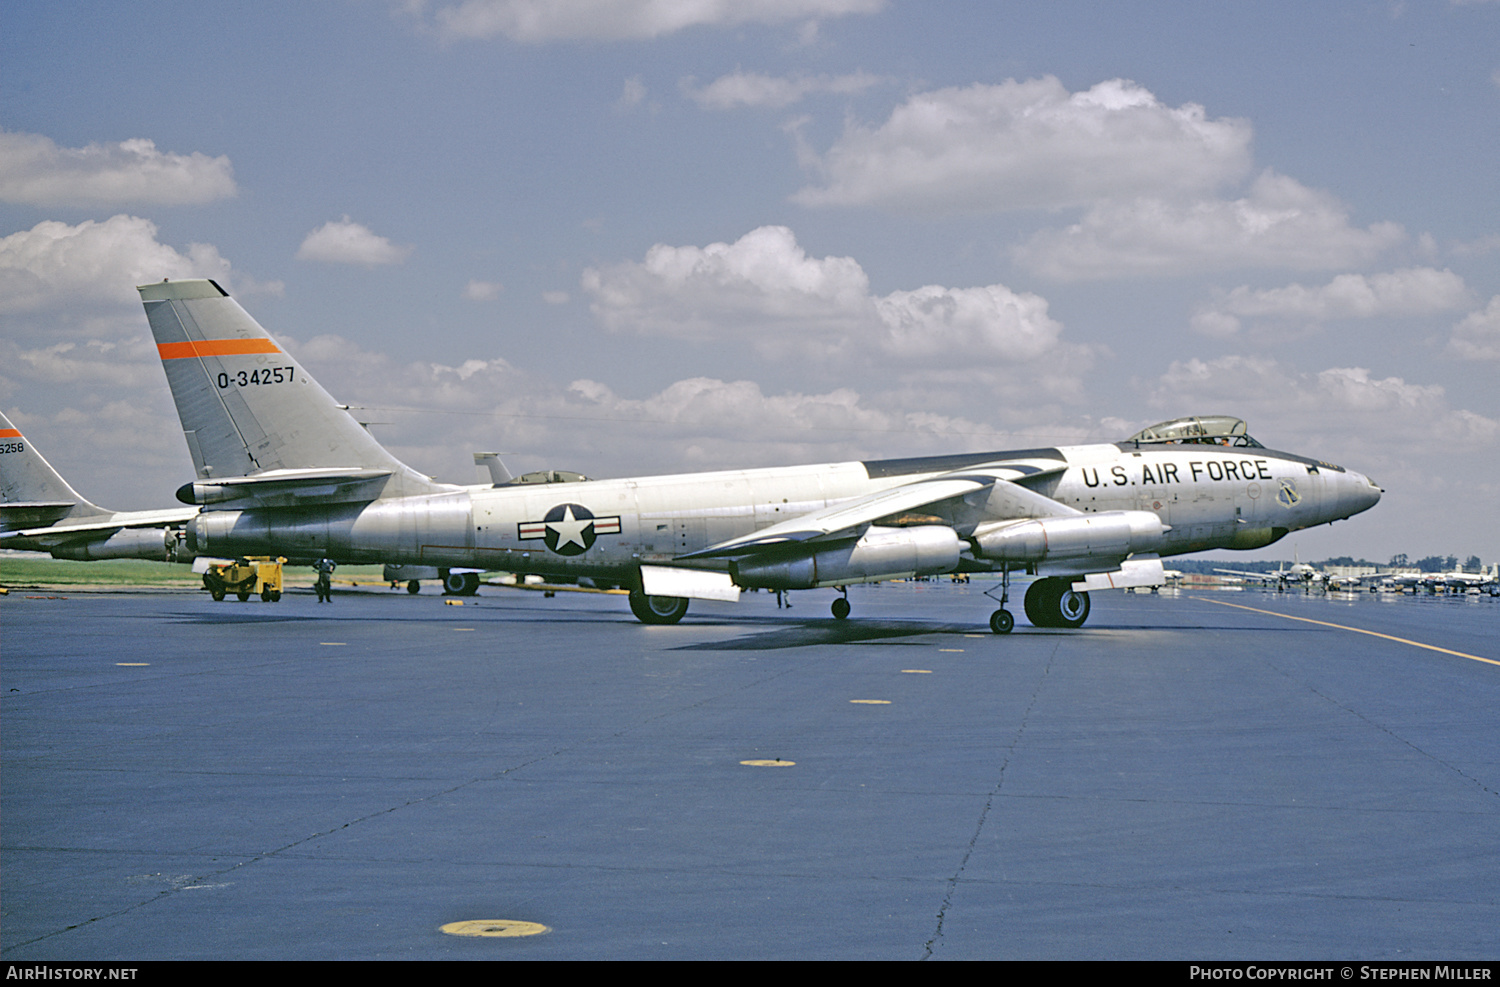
[203,556,286,602]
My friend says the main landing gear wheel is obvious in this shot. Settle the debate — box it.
[1023,577,1091,629]
[629,591,689,625]
[407,580,421,594]
[443,571,481,596]
[831,597,851,620]
[989,609,1014,634]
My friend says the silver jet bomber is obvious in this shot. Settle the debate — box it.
[0,409,199,561]
[138,280,1383,632]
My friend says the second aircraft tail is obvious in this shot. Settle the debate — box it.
[0,410,107,529]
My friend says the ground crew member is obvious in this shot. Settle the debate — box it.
[314,558,336,603]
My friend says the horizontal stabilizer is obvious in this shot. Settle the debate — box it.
[1,501,79,531]
[3,506,200,543]
[176,467,394,506]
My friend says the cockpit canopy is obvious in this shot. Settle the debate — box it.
[504,469,592,485]
[1127,416,1263,448]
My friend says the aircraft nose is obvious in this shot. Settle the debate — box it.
[1342,470,1382,517]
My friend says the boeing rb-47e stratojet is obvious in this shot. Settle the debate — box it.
[137,279,1382,631]
[0,410,199,561]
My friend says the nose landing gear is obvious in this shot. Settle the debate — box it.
[985,568,1015,634]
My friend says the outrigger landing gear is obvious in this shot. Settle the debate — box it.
[984,568,1015,634]
[830,587,850,620]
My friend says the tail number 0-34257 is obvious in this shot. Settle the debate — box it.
[216,367,295,389]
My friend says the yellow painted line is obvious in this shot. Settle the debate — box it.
[440,920,550,938]
[445,599,464,606]
[116,663,149,666]
[938,648,964,653]
[320,642,347,646]
[1193,597,1500,667]
[740,759,795,767]
[157,338,281,360]
[453,627,474,631]
[902,669,932,674]
[850,699,891,704]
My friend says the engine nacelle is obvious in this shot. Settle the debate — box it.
[731,525,962,590]
[51,527,173,562]
[971,510,1165,563]
[187,495,475,564]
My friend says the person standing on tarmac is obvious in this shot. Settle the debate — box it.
[314,558,336,603]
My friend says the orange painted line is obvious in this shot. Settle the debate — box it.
[1193,596,1500,667]
[157,339,281,360]
[0,428,20,438]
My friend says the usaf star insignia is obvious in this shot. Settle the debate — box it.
[518,503,621,556]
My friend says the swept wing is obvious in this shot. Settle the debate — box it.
[678,464,1072,560]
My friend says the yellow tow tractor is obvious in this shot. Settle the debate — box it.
[203,556,287,602]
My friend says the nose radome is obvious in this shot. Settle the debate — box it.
[1342,470,1382,516]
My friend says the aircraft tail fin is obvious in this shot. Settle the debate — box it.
[138,280,449,500]
[0,410,107,529]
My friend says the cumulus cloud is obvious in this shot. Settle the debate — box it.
[617,75,648,110]
[465,279,504,301]
[1191,267,1471,336]
[1146,355,1498,458]
[0,129,237,207]
[296,217,412,266]
[1446,296,1500,360]
[2,338,164,389]
[1016,171,1405,280]
[0,399,197,511]
[282,331,1055,483]
[682,70,883,110]
[1451,233,1500,256]
[581,225,1066,364]
[418,0,884,42]
[0,216,276,478]
[792,77,1252,214]
[0,215,234,314]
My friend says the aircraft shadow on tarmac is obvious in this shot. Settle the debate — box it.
[163,596,1313,648]
[164,603,980,647]
[670,617,987,651]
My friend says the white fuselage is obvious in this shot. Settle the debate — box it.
[185,441,1382,582]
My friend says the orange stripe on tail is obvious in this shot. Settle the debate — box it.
[157,339,282,360]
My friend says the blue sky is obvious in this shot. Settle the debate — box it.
[3,0,1498,562]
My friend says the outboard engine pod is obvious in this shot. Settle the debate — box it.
[732,525,962,590]
[972,510,1165,563]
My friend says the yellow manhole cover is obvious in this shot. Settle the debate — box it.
[440,920,550,938]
